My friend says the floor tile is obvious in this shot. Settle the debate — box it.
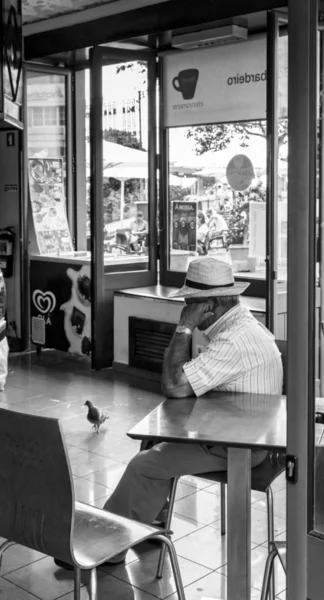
[64,431,128,457]
[69,452,117,477]
[0,539,45,576]
[254,488,286,519]
[3,556,104,600]
[0,351,290,600]
[103,438,141,463]
[83,463,127,489]
[89,493,112,508]
[59,572,157,599]
[175,481,197,501]
[217,544,286,594]
[0,577,40,600]
[0,387,44,405]
[201,482,222,495]
[104,548,211,598]
[174,489,222,526]
[73,478,110,504]
[167,570,260,600]
[169,514,206,542]
[209,506,286,547]
[272,473,286,491]
[181,474,218,490]
[174,525,227,570]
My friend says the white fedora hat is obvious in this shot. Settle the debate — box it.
[169,257,250,298]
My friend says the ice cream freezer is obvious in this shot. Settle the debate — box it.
[29,252,147,361]
[30,254,92,359]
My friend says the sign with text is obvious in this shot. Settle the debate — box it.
[163,36,288,127]
[172,201,197,251]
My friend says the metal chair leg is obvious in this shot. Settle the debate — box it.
[0,540,15,572]
[74,567,81,600]
[89,568,97,600]
[220,483,226,535]
[260,547,278,600]
[155,534,185,600]
[156,476,179,579]
[266,486,275,600]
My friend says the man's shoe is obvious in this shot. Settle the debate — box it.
[54,558,73,571]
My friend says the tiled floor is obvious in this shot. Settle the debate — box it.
[0,350,287,599]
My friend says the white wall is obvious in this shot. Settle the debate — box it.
[114,295,183,365]
[0,131,21,335]
[114,294,267,366]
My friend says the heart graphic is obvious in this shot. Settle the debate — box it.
[32,290,56,314]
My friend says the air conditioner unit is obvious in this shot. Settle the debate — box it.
[172,25,248,50]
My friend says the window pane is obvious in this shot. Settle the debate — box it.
[168,122,276,278]
[26,72,72,255]
[85,61,149,272]
[33,107,44,127]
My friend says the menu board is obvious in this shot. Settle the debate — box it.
[28,158,74,256]
[172,201,197,251]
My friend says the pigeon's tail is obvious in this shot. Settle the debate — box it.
[101,414,109,423]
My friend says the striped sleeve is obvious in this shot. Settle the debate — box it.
[183,337,244,397]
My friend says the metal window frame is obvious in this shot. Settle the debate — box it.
[158,36,282,302]
[22,62,74,348]
[89,46,158,369]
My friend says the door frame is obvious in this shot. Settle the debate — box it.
[89,46,158,368]
[286,0,318,598]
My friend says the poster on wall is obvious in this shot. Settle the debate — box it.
[28,158,74,255]
[172,201,197,251]
[163,36,288,127]
[30,260,92,358]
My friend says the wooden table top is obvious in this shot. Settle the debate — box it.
[128,392,324,451]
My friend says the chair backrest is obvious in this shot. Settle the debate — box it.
[275,339,287,394]
[0,409,74,563]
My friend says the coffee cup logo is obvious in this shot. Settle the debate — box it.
[172,69,199,100]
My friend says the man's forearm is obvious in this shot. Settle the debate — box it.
[161,332,192,397]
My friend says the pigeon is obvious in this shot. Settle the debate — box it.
[84,400,109,434]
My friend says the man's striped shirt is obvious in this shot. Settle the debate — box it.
[183,303,283,397]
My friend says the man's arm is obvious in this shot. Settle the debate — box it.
[161,300,214,399]
[161,331,194,398]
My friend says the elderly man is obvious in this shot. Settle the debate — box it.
[55,257,282,569]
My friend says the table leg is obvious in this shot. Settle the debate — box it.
[227,447,251,600]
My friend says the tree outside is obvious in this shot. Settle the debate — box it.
[186,119,288,248]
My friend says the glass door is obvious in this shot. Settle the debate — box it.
[159,17,288,325]
[286,0,318,598]
[266,12,288,334]
[89,47,157,369]
[307,22,324,600]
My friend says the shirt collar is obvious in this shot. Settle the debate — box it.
[203,303,243,341]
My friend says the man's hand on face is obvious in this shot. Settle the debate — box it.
[179,300,215,332]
